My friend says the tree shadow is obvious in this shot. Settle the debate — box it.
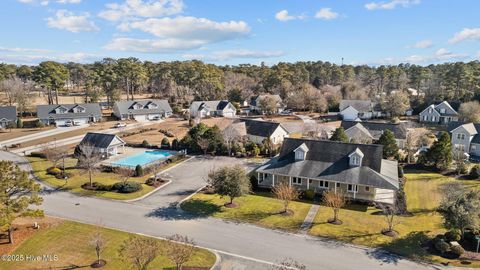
[147,200,222,220]
[376,231,432,263]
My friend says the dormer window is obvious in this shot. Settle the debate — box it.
[440,108,445,114]
[428,108,432,113]
[348,147,364,167]
[293,143,309,161]
[147,102,158,109]
[457,133,465,140]
[55,106,68,114]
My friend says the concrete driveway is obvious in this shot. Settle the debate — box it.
[133,156,261,207]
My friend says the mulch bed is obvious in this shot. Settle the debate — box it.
[224,202,239,208]
[278,209,294,216]
[327,218,343,225]
[91,259,107,268]
[381,229,399,238]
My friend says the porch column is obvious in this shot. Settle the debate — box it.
[289,176,292,187]
[306,179,309,190]
[334,182,337,194]
[353,185,356,199]
[272,174,275,187]
[257,172,260,185]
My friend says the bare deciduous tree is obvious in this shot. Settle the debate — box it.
[197,137,210,156]
[114,166,135,184]
[119,236,159,270]
[163,234,196,270]
[376,203,399,236]
[405,128,430,164]
[77,143,101,187]
[322,189,347,225]
[272,183,299,214]
[90,230,105,267]
[0,78,34,113]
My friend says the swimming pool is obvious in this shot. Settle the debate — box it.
[112,150,173,167]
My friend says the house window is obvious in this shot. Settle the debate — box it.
[295,151,305,160]
[428,108,432,113]
[457,134,465,140]
[308,179,313,184]
[455,144,465,151]
[292,177,302,185]
[432,116,436,122]
[440,108,446,114]
[472,145,477,150]
[336,183,340,188]
[423,115,427,121]
[319,180,329,188]
[347,184,358,192]
[365,186,370,192]
[351,155,360,166]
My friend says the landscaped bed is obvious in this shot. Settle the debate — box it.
[28,156,156,200]
[181,191,311,232]
[0,218,216,270]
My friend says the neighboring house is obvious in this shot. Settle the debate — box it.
[256,138,399,204]
[189,100,236,118]
[0,106,17,128]
[78,132,125,158]
[240,118,289,144]
[341,121,408,148]
[113,99,172,121]
[250,94,285,114]
[419,101,458,124]
[37,103,102,127]
[338,100,383,121]
[448,122,480,159]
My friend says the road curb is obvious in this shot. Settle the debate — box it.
[210,251,221,270]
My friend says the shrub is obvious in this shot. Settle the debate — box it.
[6,122,16,129]
[434,240,450,254]
[141,140,150,148]
[249,174,258,190]
[398,166,404,178]
[172,138,179,150]
[135,164,144,177]
[445,230,461,242]
[82,182,113,191]
[450,245,465,257]
[304,189,315,201]
[16,119,23,128]
[470,165,480,179]
[46,167,62,176]
[161,138,170,149]
[112,181,142,193]
[35,120,45,128]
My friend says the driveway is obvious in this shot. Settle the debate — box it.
[133,156,261,207]
[0,151,439,270]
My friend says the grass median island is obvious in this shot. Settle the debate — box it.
[0,219,216,270]
[181,192,311,232]
[27,156,155,200]
[309,170,480,267]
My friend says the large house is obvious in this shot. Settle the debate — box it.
[113,99,172,121]
[339,100,383,121]
[341,121,408,148]
[448,122,480,159]
[241,118,289,145]
[250,94,285,114]
[255,138,399,204]
[78,132,125,158]
[189,100,236,118]
[0,106,17,128]
[419,101,458,124]
[37,103,102,127]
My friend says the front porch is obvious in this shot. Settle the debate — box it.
[257,172,395,204]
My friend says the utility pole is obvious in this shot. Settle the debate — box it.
[341,57,344,66]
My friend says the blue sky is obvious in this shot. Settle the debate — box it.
[0,0,479,65]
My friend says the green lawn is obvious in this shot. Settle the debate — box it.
[0,220,216,270]
[182,192,311,232]
[28,156,155,200]
[309,170,480,266]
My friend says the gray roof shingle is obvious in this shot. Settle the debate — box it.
[79,132,124,149]
[37,103,101,120]
[0,106,17,122]
[115,99,172,116]
[339,100,373,113]
[241,118,287,138]
[341,121,407,140]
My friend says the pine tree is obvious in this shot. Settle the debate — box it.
[377,129,399,159]
[330,127,349,143]
[424,131,452,170]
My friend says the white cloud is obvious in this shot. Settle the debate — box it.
[41,1,49,5]
[275,10,306,22]
[407,39,433,49]
[0,46,97,65]
[17,0,35,3]
[315,8,339,20]
[405,48,467,63]
[98,0,184,21]
[47,10,99,33]
[125,16,249,41]
[57,0,82,4]
[365,0,420,10]
[104,37,205,53]
[182,50,285,61]
[449,28,480,44]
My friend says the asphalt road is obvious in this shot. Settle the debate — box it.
[0,125,85,148]
[0,151,440,270]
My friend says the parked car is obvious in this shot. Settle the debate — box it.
[64,120,73,127]
[280,109,293,115]
[73,121,82,126]
[114,122,127,128]
[152,115,161,120]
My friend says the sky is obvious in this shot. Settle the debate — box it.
[0,0,479,66]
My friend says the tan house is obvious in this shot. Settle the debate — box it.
[255,138,399,204]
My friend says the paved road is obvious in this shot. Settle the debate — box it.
[132,156,261,207]
[11,121,158,155]
[0,125,85,148]
[1,151,440,270]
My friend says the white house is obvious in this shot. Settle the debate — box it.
[78,132,125,158]
[189,100,236,118]
[241,118,289,145]
[448,122,480,159]
[113,99,172,121]
[339,100,382,121]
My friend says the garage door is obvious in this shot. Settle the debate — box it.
[55,118,88,127]
[223,112,234,118]
[134,115,147,122]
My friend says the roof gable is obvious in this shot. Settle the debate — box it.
[241,119,286,138]
[80,132,125,149]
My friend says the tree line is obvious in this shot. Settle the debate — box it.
[1,59,480,112]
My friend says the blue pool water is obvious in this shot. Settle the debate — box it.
[112,150,173,167]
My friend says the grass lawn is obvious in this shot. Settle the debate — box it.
[181,192,311,232]
[309,169,480,267]
[28,156,155,200]
[0,219,216,270]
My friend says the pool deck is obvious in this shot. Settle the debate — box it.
[101,147,176,167]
